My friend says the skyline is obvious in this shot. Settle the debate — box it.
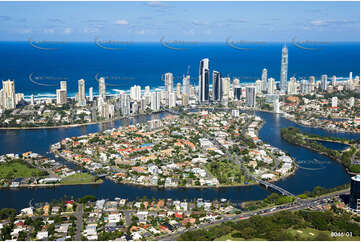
[0,1,359,42]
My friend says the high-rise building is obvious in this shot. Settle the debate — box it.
[233,85,241,100]
[164,73,173,93]
[288,77,297,95]
[56,89,67,105]
[30,94,34,105]
[77,79,86,106]
[222,77,231,99]
[130,85,141,101]
[280,45,288,92]
[331,97,338,108]
[176,83,181,98]
[15,93,24,105]
[273,95,280,113]
[98,77,106,100]
[350,175,360,211]
[169,92,176,108]
[198,58,209,103]
[182,75,190,96]
[212,70,222,101]
[261,68,268,92]
[151,92,160,111]
[182,94,189,106]
[60,80,67,93]
[89,87,93,102]
[144,86,151,97]
[267,78,275,94]
[255,80,262,94]
[309,76,316,92]
[349,97,355,107]
[321,74,328,91]
[2,80,16,109]
[246,87,256,107]
[331,75,337,87]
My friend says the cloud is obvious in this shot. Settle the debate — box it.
[147,1,170,8]
[18,28,32,34]
[0,16,11,21]
[115,19,128,25]
[83,27,99,33]
[64,27,72,34]
[44,28,55,34]
[226,18,248,23]
[48,18,64,24]
[192,20,208,26]
[310,19,357,27]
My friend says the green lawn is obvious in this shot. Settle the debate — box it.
[0,161,46,179]
[60,173,101,185]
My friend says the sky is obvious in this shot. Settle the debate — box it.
[0,1,359,42]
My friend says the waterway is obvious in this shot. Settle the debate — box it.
[0,111,358,210]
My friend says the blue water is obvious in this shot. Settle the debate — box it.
[316,140,350,150]
[0,42,359,97]
[0,111,358,210]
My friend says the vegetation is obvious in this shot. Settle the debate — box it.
[0,159,48,179]
[60,173,101,185]
[281,127,360,173]
[242,193,295,211]
[297,184,350,199]
[178,210,360,241]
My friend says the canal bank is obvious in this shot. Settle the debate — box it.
[0,110,358,210]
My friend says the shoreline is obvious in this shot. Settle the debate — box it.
[281,132,358,175]
[0,180,103,190]
[0,111,163,130]
[51,114,297,190]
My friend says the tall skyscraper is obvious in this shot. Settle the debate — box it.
[331,75,337,87]
[261,68,268,92]
[77,79,86,106]
[246,87,256,107]
[280,45,288,92]
[287,77,297,95]
[233,85,241,100]
[130,85,141,101]
[60,81,67,93]
[56,89,67,105]
[30,94,34,105]
[273,95,280,113]
[144,86,151,97]
[321,74,328,91]
[151,91,161,111]
[212,70,222,101]
[168,92,176,108]
[182,75,190,96]
[98,77,106,100]
[255,80,262,94]
[267,78,275,94]
[198,58,209,103]
[164,73,173,93]
[176,83,181,98]
[2,80,16,109]
[222,77,231,99]
[89,87,93,102]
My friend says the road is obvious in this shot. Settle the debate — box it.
[157,190,348,241]
[75,203,83,241]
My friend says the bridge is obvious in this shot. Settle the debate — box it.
[164,107,297,198]
[252,177,296,197]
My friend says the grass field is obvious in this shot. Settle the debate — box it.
[0,161,46,179]
[60,173,101,185]
[215,228,360,241]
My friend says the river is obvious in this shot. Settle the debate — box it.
[0,111,358,210]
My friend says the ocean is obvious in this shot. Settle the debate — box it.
[0,41,359,98]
